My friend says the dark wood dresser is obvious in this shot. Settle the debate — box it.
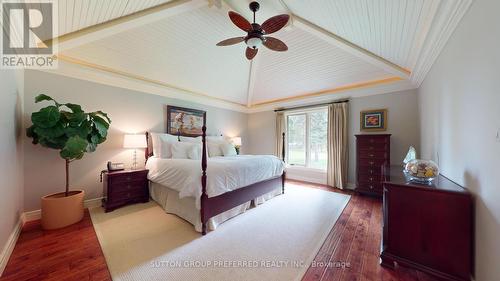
[102,169,149,212]
[381,166,473,281]
[355,134,391,196]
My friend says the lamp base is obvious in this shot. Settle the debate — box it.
[131,149,139,170]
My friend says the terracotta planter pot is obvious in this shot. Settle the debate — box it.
[41,190,85,230]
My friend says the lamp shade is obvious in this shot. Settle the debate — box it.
[123,134,147,148]
[231,137,242,146]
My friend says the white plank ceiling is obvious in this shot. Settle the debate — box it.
[56,0,174,37]
[251,27,393,104]
[282,0,440,70]
[52,0,471,108]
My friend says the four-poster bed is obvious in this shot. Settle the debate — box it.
[145,121,286,235]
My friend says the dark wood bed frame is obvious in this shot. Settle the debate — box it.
[145,122,286,235]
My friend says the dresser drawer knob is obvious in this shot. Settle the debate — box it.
[369,161,374,165]
[370,170,374,174]
[369,154,374,157]
[369,185,374,189]
[369,177,374,181]
[369,146,374,150]
[370,139,374,143]
[126,177,131,181]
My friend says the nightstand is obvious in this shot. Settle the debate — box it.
[102,169,149,212]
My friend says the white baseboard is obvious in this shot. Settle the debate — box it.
[0,215,24,277]
[23,197,104,222]
[23,210,42,222]
[84,197,104,209]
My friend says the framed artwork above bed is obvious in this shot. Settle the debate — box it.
[167,105,206,137]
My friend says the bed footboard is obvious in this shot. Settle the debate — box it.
[200,126,286,235]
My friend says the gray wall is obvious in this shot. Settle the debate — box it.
[247,90,420,186]
[0,70,24,264]
[247,110,277,156]
[23,70,248,211]
[418,1,500,280]
[348,90,420,184]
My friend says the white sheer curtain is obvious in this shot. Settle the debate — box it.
[327,103,349,189]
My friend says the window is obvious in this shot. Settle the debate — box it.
[286,108,328,170]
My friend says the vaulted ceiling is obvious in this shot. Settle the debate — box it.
[46,0,472,112]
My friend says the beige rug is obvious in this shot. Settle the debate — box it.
[90,184,350,281]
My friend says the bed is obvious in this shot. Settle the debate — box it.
[145,125,286,235]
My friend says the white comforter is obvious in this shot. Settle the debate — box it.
[146,155,284,207]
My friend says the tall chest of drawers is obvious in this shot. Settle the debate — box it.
[355,134,391,196]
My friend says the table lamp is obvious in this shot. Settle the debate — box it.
[231,137,242,155]
[123,134,147,169]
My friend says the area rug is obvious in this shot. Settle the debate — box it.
[89,183,350,281]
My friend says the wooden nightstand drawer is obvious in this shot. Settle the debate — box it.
[108,189,146,204]
[109,181,146,196]
[109,170,148,184]
[103,169,149,212]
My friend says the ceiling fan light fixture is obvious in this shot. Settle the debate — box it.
[246,36,263,49]
[216,1,289,59]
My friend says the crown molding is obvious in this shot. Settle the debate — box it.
[410,0,474,86]
[251,77,402,106]
[247,79,417,113]
[39,56,416,114]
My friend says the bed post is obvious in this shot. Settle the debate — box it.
[201,120,208,235]
[281,132,286,194]
[145,132,150,163]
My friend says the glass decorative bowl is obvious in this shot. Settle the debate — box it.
[404,159,439,184]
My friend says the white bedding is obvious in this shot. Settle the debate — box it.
[146,155,284,208]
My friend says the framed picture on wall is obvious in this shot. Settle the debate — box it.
[360,109,387,131]
[167,106,206,137]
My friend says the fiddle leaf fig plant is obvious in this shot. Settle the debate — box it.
[26,94,111,196]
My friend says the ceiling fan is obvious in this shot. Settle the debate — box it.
[216,1,290,60]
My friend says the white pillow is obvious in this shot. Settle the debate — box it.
[171,142,193,159]
[188,144,202,160]
[207,142,222,157]
[220,142,237,156]
[180,136,202,143]
[151,133,178,158]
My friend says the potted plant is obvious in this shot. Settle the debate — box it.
[26,94,111,229]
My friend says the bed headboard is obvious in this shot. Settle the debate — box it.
[145,132,154,161]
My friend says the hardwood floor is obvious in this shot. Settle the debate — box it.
[1,180,440,281]
[295,180,440,281]
[0,210,111,281]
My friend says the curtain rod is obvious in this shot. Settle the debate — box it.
[273,99,349,112]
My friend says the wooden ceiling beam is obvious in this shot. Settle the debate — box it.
[44,0,207,52]
[292,14,411,80]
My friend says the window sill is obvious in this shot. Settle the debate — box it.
[286,165,327,173]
